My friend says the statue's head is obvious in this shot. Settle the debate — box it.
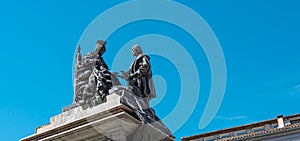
[132,45,143,57]
[94,40,107,56]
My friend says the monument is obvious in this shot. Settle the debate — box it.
[21,40,174,141]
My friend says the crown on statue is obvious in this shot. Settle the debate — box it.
[96,40,106,46]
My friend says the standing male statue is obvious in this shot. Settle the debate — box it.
[122,45,156,101]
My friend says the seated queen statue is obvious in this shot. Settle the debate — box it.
[73,40,112,108]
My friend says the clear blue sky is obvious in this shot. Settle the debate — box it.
[0,0,300,141]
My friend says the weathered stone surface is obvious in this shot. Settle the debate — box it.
[21,92,174,141]
[112,86,172,136]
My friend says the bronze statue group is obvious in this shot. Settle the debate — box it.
[74,40,155,108]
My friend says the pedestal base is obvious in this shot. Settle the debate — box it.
[21,92,174,141]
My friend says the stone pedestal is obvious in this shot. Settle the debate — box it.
[21,91,174,141]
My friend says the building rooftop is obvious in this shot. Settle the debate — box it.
[182,114,300,141]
